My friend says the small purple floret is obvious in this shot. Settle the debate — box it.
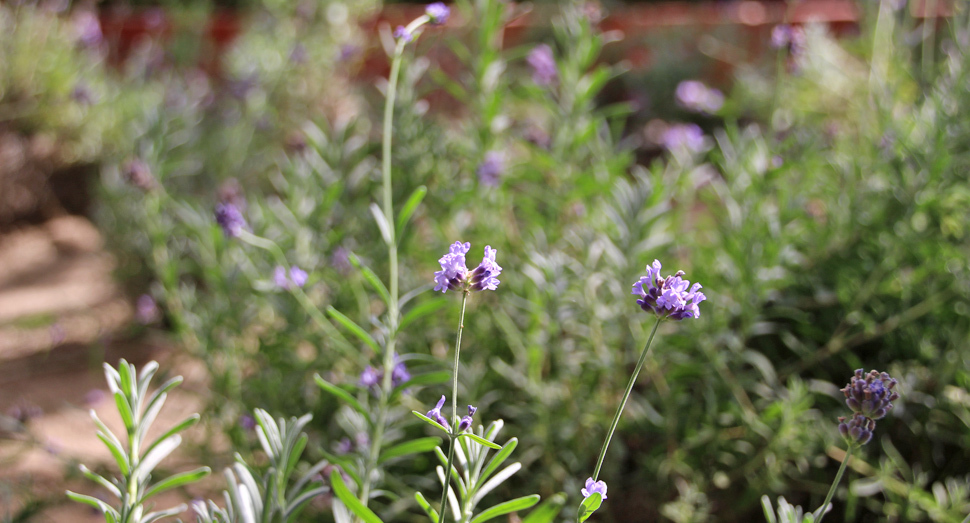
[458,405,477,432]
[838,413,875,446]
[675,80,724,114]
[425,2,450,25]
[477,151,505,186]
[394,26,413,42]
[215,202,247,238]
[581,477,608,501]
[433,241,471,292]
[427,395,450,430]
[527,44,558,86]
[359,366,381,389]
[391,356,411,387]
[136,294,159,324]
[632,260,706,320]
[661,123,706,154]
[469,246,502,291]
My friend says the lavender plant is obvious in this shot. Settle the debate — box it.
[66,360,210,522]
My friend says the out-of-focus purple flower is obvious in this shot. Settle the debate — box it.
[434,241,471,292]
[523,125,551,149]
[527,44,558,86]
[425,2,450,25]
[84,389,107,407]
[123,159,157,191]
[290,266,308,287]
[332,247,353,274]
[71,83,97,105]
[458,405,477,432]
[215,202,247,238]
[7,403,43,423]
[772,156,784,169]
[44,437,62,456]
[136,294,159,324]
[427,395,450,430]
[335,437,353,455]
[273,266,289,288]
[675,80,724,114]
[354,432,370,450]
[661,123,706,154]
[581,478,608,501]
[339,44,360,62]
[73,11,102,47]
[842,369,899,420]
[771,24,793,49]
[838,413,875,446]
[469,246,502,291]
[359,366,381,389]
[394,26,413,43]
[228,74,259,100]
[239,414,256,431]
[49,323,65,346]
[632,260,706,320]
[477,151,505,187]
[391,356,411,387]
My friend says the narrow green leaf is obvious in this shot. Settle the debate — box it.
[326,306,380,352]
[143,415,199,457]
[396,185,427,232]
[412,411,450,434]
[369,203,392,244]
[66,490,120,518]
[97,432,130,476]
[399,298,448,331]
[350,254,391,305]
[577,492,602,523]
[414,491,439,523]
[113,392,134,433]
[329,470,384,523]
[314,375,369,420]
[79,465,121,498]
[470,495,540,523]
[283,486,328,520]
[285,433,309,481]
[459,432,502,450]
[521,492,566,523]
[140,467,210,502]
[479,438,517,484]
[378,437,442,464]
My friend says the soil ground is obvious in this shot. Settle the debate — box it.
[0,216,214,522]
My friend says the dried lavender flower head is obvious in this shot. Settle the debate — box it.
[842,369,899,420]
[632,260,706,320]
[425,2,450,25]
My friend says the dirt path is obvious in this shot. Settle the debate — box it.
[0,216,214,522]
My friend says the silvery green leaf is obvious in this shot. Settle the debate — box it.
[470,495,540,523]
[138,503,185,523]
[78,464,121,498]
[472,463,521,506]
[436,466,461,521]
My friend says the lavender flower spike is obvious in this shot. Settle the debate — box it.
[425,2,450,25]
[527,44,558,86]
[427,395,450,430]
[838,413,875,446]
[581,478,608,501]
[289,266,308,287]
[469,246,502,291]
[632,260,706,320]
[433,241,471,292]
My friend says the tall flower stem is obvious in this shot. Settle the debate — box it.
[813,446,853,523]
[591,317,662,481]
[440,291,470,520]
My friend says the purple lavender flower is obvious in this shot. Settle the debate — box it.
[581,478,608,501]
[458,405,477,432]
[83,389,107,407]
[359,366,381,389]
[71,83,97,105]
[215,202,247,238]
[394,26,413,43]
[433,241,471,292]
[675,80,724,114]
[427,395,450,430]
[391,356,411,387]
[771,24,792,49]
[838,413,875,446]
[290,266,308,287]
[335,437,353,454]
[273,266,289,288]
[527,44,558,86]
[632,260,706,320]
[239,414,256,431]
[469,246,502,291]
[477,151,505,187]
[425,2,450,25]
[73,11,103,47]
[123,159,156,191]
[842,369,899,420]
[136,294,159,324]
[661,123,706,154]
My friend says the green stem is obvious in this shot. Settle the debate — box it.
[814,446,853,523]
[591,317,662,481]
[440,291,470,520]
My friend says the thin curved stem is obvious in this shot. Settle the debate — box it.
[440,291,469,520]
[814,446,853,523]
[592,317,662,481]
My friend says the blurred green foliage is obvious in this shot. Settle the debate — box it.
[3,0,967,521]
